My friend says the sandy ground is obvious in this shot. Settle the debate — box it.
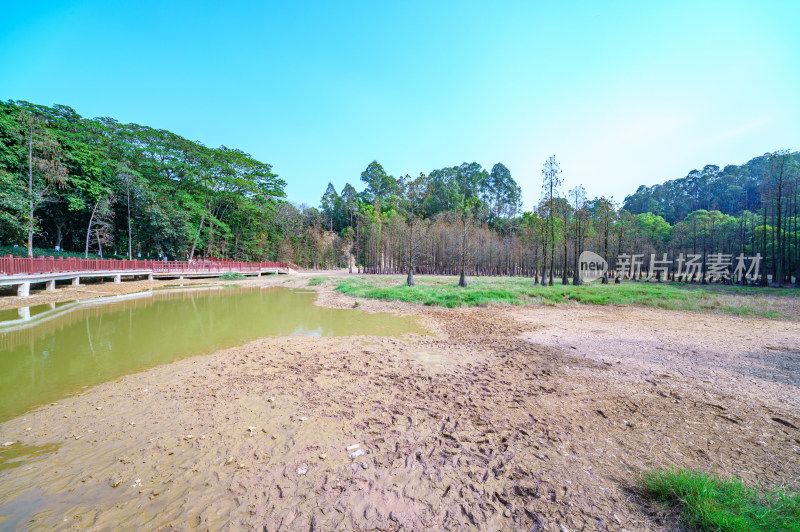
[1,274,799,531]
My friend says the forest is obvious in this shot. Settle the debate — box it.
[1,100,799,286]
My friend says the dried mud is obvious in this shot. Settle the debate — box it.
[0,277,798,531]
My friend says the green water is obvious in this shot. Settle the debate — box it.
[0,287,421,422]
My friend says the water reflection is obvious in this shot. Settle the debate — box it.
[0,287,421,422]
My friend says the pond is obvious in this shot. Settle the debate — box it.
[0,286,421,422]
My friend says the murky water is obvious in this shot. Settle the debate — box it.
[0,287,421,423]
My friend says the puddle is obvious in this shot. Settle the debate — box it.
[0,287,422,422]
[0,442,60,475]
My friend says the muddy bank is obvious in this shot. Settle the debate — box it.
[1,286,799,530]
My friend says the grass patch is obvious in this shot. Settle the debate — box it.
[331,275,799,318]
[307,277,326,286]
[642,467,800,532]
[219,271,246,280]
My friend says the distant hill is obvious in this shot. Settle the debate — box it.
[622,152,799,224]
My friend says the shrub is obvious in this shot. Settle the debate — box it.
[219,271,246,280]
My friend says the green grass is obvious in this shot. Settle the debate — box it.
[307,277,326,286]
[642,468,800,532]
[219,271,246,280]
[329,275,800,318]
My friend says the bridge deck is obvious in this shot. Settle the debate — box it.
[0,270,153,287]
[1,256,292,297]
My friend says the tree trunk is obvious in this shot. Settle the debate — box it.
[95,229,103,258]
[55,223,63,250]
[459,216,468,287]
[189,213,205,261]
[572,221,582,285]
[27,129,34,258]
[126,176,133,260]
[773,167,784,287]
[761,200,768,285]
[84,202,99,258]
[406,219,415,286]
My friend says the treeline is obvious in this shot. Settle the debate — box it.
[302,152,799,287]
[623,153,800,223]
[0,100,287,261]
[1,100,798,286]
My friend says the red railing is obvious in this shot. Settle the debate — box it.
[0,255,289,276]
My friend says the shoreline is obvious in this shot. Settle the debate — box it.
[0,276,798,530]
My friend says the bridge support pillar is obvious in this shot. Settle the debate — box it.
[45,280,56,291]
[17,306,30,320]
[114,274,121,284]
[17,282,30,297]
[179,276,184,280]
[257,271,262,277]
[147,273,154,281]
[72,277,80,286]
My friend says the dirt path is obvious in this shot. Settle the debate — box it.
[0,283,798,530]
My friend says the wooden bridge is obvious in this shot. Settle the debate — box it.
[0,256,292,297]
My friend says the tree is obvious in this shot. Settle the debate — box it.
[541,156,562,285]
[456,196,479,287]
[116,162,138,259]
[360,161,397,205]
[557,197,571,284]
[486,163,522,226]
[340,183,358,228]
[84,191,115,258]
[398,173,429,286]
[765,150,791,286]
[340,183,359,272]
[595,196,615,282]
[320,182,338,232]
[569,185,587,284]
[18,109,69,256]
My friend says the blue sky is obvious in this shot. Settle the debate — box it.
[1,1,797,209]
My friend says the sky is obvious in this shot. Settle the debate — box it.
[1,0,798,210]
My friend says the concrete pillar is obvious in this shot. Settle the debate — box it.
[45,279,56,291]
[72,277,81,286]
[18,306,30,320]
[179,276,184,280]
[114,274,122,284]
[147,273,154,281]
[17,282,30,297]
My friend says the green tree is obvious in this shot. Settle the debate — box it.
[541,156,562,285]
[18,108,69,257]
[360,161,397,205]
[320,182,339,232]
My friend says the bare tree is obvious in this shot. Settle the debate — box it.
[541,156,562,285]
[84,192,116,258]
[595,196,615,283]
[398,173,428,286]
[569,185,587,284]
